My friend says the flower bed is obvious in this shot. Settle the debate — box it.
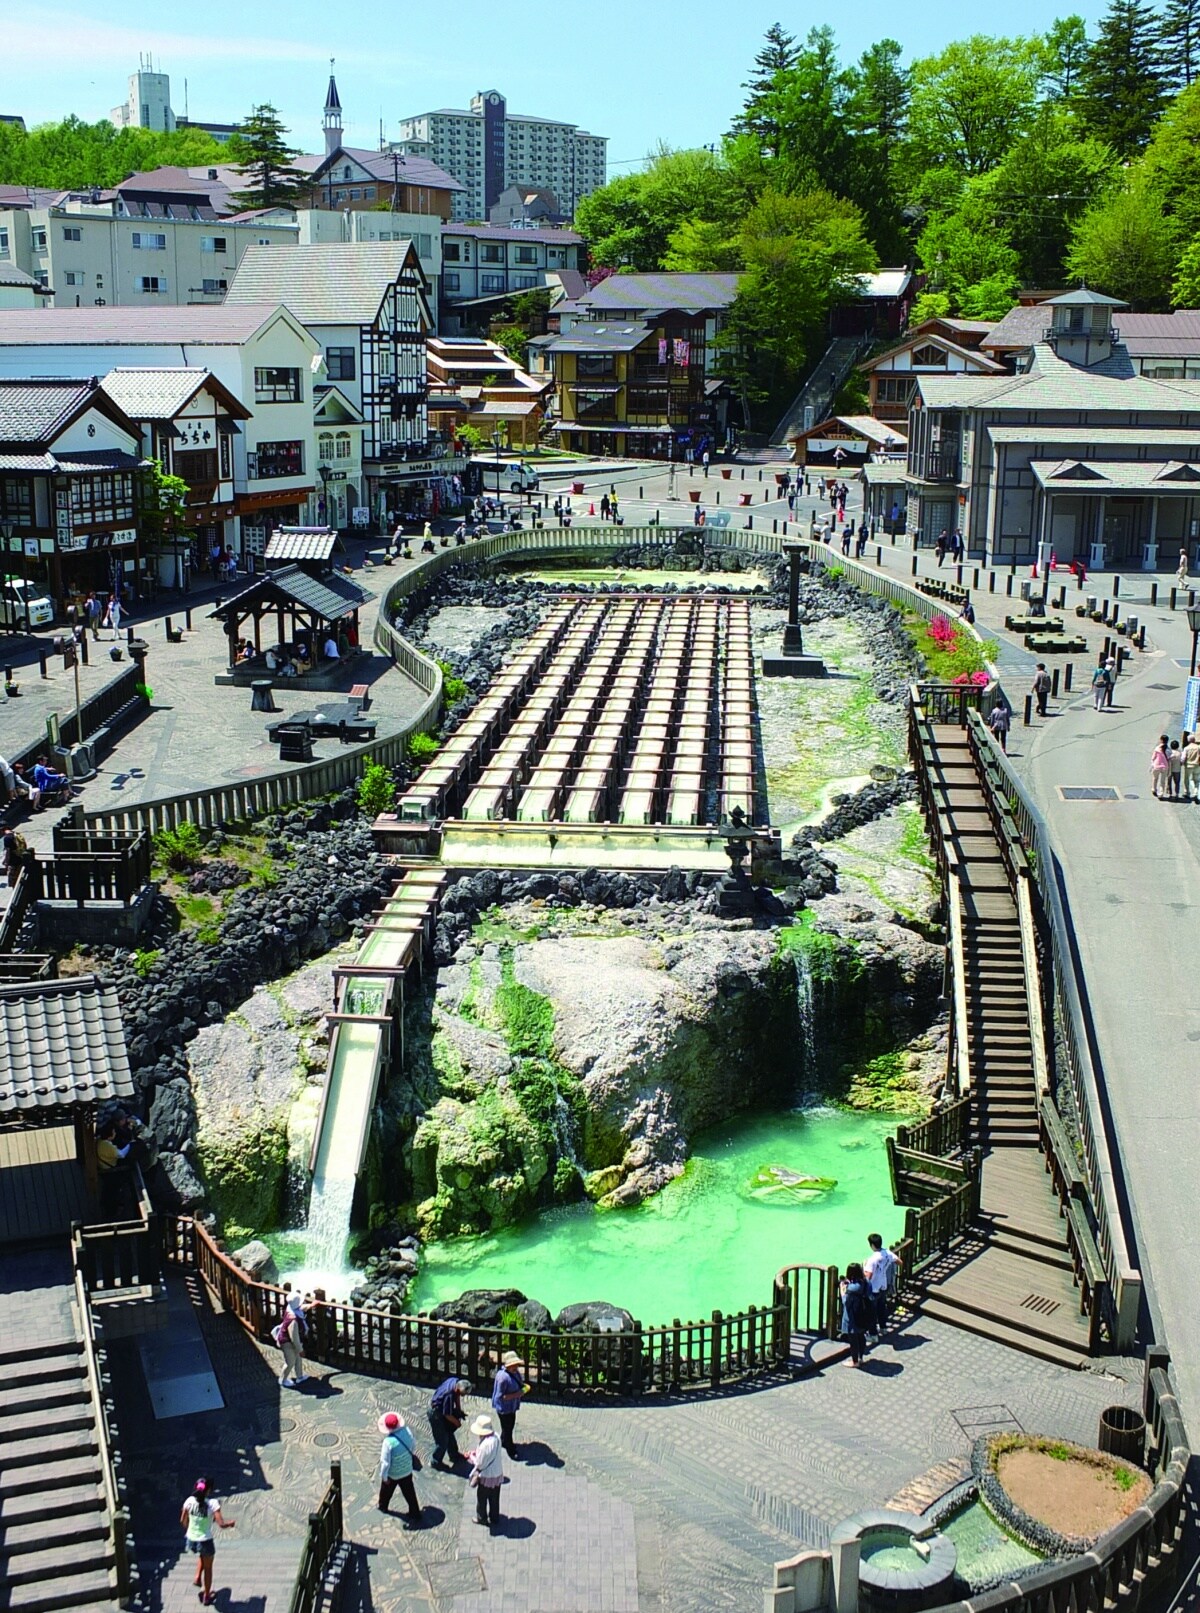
[973,1434,1151,1556]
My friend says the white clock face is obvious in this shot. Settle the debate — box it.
[489,95,499,105]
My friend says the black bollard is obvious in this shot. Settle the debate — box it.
[1006,575,1014,596]
[79,633,88,666]
[1023,693,1033,726]
[1051,667,1060,697]
[185,608,193,630]
[38,649,48,679]
[165,616,173,639]
[1150,582,1158,606]
[1138,626,1147,649]
[956,563,964,585]
[716,489,720,504]
[973,568,980,589]
[1170,587,1178,611]
[639,486,644,499]
[1112,575,1120,598]
[1064,663,1073,692]
[747,514,753,529]
[1191,589,1197,608]
[989,571,996,593]
[876,547,883,565]
[911,556,918,577]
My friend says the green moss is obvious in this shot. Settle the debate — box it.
[843,1052,931,1117]
[775,912,862,980]
[897,804,936,872]
[495,952,555,1058]
[198,1116,289,1232]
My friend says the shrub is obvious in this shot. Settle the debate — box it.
[437,660,468,704]
[357,760,396,817]
[153,821,203,871]
[407,731,440,764]
[132,947,160,979]
[135,682,154,702]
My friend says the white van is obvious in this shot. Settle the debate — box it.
[0,576,54,629]
[476,458,540,495]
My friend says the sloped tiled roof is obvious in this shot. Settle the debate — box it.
[1030,457,1200,492]
[212,562,372,623]
[444,222,581,245]
[0,378,95,445]
[577,272,740,315]
[0,303,288,347]
[0,262,41,289]
[0,976,134,1116]
[101,366,251,422]
[225,242,418,323]
[264,528,338,563]
[917,343,1200,413]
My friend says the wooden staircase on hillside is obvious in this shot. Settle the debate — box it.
[905,722,1094,1366]
[0,1336,124,1611]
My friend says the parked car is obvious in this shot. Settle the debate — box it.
[0,576,54,629]
[475,458,540,495]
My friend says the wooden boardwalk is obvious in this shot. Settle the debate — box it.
[0,1124,94,1246]
[913,725,1093,1367]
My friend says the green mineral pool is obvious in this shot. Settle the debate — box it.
[411,1105,903,1322]
[940,1500,1043,1589]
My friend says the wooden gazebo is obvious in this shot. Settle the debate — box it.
[209,562,372,668]
[0,975,135,1244]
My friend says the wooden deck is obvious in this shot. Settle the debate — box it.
[0,1125,94,1245]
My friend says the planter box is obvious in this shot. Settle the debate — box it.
[720,467,733,480]
[688,488,702,503]
[739,493,752,506]
[572,480,585,495]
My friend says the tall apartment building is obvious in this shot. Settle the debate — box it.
[396,90,606,221]
[109,64,238,142]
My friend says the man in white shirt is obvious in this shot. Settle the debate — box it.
[323,635,340,660]
[864,1232,899,1339]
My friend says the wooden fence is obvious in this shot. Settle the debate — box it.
[33,832,151,906]
[71,1253,132,1599]
[72,1165,160,1298]
[156,1216,844,1395]
[288,1462,344,1613]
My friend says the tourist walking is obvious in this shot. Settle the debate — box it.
[1105,653,1118,707]
[987,698,1012,752]
[702,449,710,478]
[274,1292,310,1387]
[1178,547,1190,587]
[1091,657,1111,711]
[1182,731,1200,800]
[468,1412,505,1530]
[181,1479,234,1606]
[863,1234,899,1338]
[491,1350,526,1458]
[84,591,101,640]
[840,1263,872,1367]
[428,1376,472,1468]
[1032,663,1052,718]
[952,529,965,563]
[1169,739,1184,798]
[377,1411,422,1523]
[1151,736,1171,799]
[104,592,122,640]
[935,531,948,567]
[600,493,611,520]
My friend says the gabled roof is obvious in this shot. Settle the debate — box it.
[1045,286,1127,308]
[859,331,1006,376]
[917,341,1200,413]
[0,263,42,290]
[265,528,337,563]
[0,378,139,450]
[101,367,251,422]
[225,241,422,324]
[543,325,654,353]
[786,413,907,447]
[1030,457,1200,492]
[211,562,372,623]
[0,303,302,347]
[314,384,364,425]
[0,976,133,1116]
[851,268,914,301]
[576,272,740,316]
[304,144,464,194]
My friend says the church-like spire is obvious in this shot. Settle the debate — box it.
[323,59,343,157]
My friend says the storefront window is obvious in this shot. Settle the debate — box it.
[69,473,134,523]
[251,441,304,479]
[0,480,33,525]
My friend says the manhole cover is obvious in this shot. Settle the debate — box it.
[1058,786,1120,801]
[313,1432,339,1448]
[427,1558,487,1596]
[278,1417,297,1434]
[951,1405,1023,1439]
[1149,682,1179,691]
[1020,1293,1061,1316]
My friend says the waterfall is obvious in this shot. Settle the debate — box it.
[304,1174,356,1274]
[793,947,818,1087]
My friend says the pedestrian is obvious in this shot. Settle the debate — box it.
[491,1349,526,1458]
[1032,663,1052,718]
[1150,735,1170,799]
[610,491,619,522]
[1091,657,1111,711]
[839,1262,871,1367]
[863,1233,899,1338]
[428,1376,472,1468]
[959,599,975,625]
[787,488,796,513]
[987,698,1012,751]
[600,493,611,520]
[1182,731,1200,800]
[841,524,852,556]
[84,591,101,640]
[702,449,710,478]
[952,529,965,563]
[855,522,868,559]
[273,1292,310,1387]
[104,592,122,640]
[468,1411,505,1531]
[1169,739,1184,798]
[180,1479,234,1606]
[1178,547,1189,587]
[377,1411,422,1524]
[1104,652,1118,707]
[935,531,948,567]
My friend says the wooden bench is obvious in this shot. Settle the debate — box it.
[349,683,371,710]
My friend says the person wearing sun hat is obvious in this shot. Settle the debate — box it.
[490,1349,527,1459]
[468,1412,505,1530]
[377,1411,422,1524]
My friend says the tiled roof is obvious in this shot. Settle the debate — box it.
[988,423,1200,445]
[859,332,1006,375]
[303,146,465,193]
[52,449,145,471]
[264,528,338,562]
[917,343,1200,413]
[0,263,41,289]
[852,269,914,300]
[1030,457,1200,492]
[101,366,250,422]
[980,305,1049,352]
[1108,311,1200,358]
[544,325,652,353]
[213,562,372,623]
[577,272,740,314]
[225,242,419,323]
[0,378,97,447]
[443,223,582,244]
[0,303,288,347]
[0,976,134,1115]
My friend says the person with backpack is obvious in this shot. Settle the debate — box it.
[180,1479,234,1606]
[987,698,1012,752]
[839,1263,872,1367]
[1032,663,1052,718]
[274,1292,310,1387]
[1091,656,1112,712]
[427,1376,472,1468]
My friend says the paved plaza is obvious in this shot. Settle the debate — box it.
[110,1271,1142,1613]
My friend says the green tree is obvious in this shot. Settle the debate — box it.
[903,36,1044,179]
[1142,81,1200,241]
[1171,236,1200,303]
[916,202,1020,313]
[225,104,307,209]
[843,39,912,260]
[715,187,877,422]
[731,22,800,155]
[1065,177,1179,307]
[983,110,1118,286]
[1160,0,1200,88]
[139,459,191,550]
[574,147,742,269]
[0,116,222,190]
[1041,16,1091,100]
[1078,0,1168,156]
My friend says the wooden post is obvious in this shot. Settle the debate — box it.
[710,1310,722,1389]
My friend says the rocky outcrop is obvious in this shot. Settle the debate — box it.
[232,1239,278,1282]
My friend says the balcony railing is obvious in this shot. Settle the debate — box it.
[918,447,961,483]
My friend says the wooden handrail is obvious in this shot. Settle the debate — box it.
[71,1260,131,1597]
[1015,873,1052,1101]
[947,871,972,1101]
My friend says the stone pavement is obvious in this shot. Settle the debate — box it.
[108,1272,1143,1613]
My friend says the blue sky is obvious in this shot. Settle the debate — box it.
[6,1,1108,167]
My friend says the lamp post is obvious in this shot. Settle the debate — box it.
[1188,603,1200,677]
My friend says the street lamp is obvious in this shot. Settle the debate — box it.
[1187,603,1200,676]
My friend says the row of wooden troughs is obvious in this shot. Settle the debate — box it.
[396,594,757,829]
